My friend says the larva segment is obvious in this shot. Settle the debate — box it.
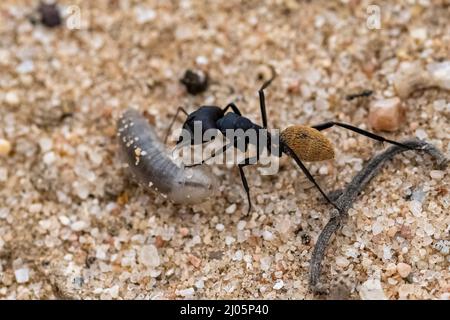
[280,125,335,162]
[117,109,218,204]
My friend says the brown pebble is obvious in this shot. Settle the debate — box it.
[179,227,189,237]
[154,236,165,248]
[397,263,412,278]
[368,97,405,132]
[387,226,398,238]
[188,254,202,268]
[116,192,129,206]
[399,225,412,239]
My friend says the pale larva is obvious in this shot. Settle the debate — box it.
[117,109,217,204]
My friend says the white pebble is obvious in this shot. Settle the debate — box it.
[232,250,243,261]
[0,167,8,182]
[408,200,423,217]
[5,91,20,106]
[372,221,384,235]
[335,256,350,267]
[225,236,235,246]
[262,230,274,241]
[225,204,237,214]
[359,278,387,300]
[415,129,428,140]
[176,287,195,297]
[58,215,70,226]
[39,138,53,152]
[14,268,30,283]
[409,28,427,41]
[429,170,445,180]
[319,165,328,175]
[215,223,224,232]
[16,60,34,74]
[195,55,208,65]
[427,61,450,90]
[260,256,272,271]
[237,220,246,230]
[43,151,56,165]
[106,285,119,298]
[273,279,284,290]
[139,244,160,267]
[71,220,87,231]
[134,7,156,24]
[195,279,204,289]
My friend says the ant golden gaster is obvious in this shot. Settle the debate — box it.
[165,70,414,214]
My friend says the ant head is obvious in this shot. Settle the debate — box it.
[280,125,335,162]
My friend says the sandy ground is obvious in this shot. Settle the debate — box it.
[0,0,449,299]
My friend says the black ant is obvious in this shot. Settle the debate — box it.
[165,72,413,214]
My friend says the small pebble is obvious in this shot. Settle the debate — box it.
[195,280,205,289]
[225,204,237,214]
[180,69,208,95]
[237,220,246,230]
[215,223,225,232]
[262,230,274,241]
[16,60,34,74]
[427,61,450,90]
[176,287,195,297]
[408,200,422,217]
[225,236,235,246]
[429,170,445,180]
[0,139,12,156]
[134,6,156,24]
[273,279,284,290]
[38,2,62,28]
[139,245,160,267]
[71,221,87,232]
[415,129,428,140]
[335,256,350,268]
[409,28,427,41]
[359,279,387,300]
[368,97,404,132]
[5,91,20,106]
[397,263,412,278]
[14,268,30,284]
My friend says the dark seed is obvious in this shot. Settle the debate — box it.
[180,69,209,95]
[38,2,62,28]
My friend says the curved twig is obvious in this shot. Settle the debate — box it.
[309,139,448,293]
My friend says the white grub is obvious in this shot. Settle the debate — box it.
[118,109,218,204]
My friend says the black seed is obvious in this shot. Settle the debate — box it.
[180,69,209,95]
[301,234,311,245]
[38,2,62,28]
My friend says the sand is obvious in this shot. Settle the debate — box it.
[0,0,448,299]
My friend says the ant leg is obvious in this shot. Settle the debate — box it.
[312,122,414,149]
[164,106,189,144]
[258,67,276,128]
[238,156,259,214]
[284,144,341,212]
[223,102,242,116]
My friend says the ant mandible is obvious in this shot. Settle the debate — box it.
[165,70,414,214]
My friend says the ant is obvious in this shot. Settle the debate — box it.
[165,71,414,214]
